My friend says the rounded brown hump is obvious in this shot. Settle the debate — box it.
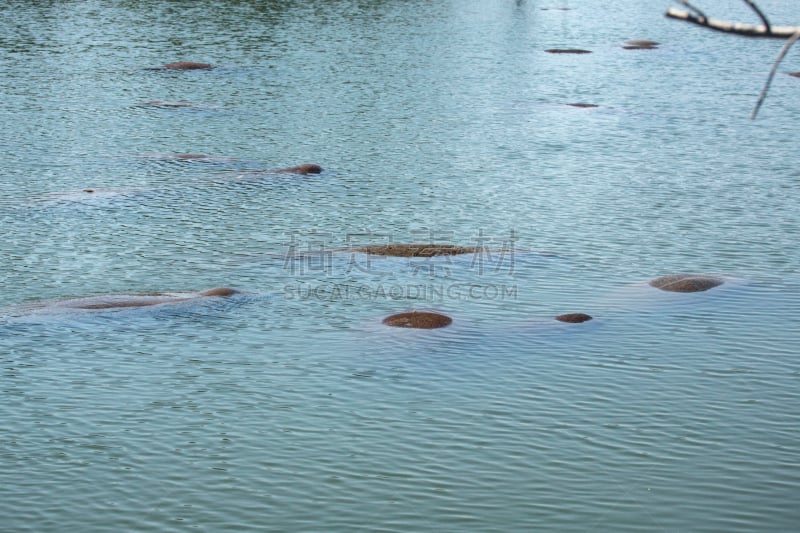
[555,313,593,323]
[199,287,239,297]
[163,61,213,70]
[545,48,592,54]
[274,164,323,175]
[649,274,724,293]
[624,40,660,49]
[174,153,210,160]
[382,311,452,329]
[358,244,478,257]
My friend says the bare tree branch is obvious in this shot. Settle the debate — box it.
[666,2,800,119]
[751,30,800,119]
[679,0,707,21]
[665,7,800,38]
[742,0,771,34]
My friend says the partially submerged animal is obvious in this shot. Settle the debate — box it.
[623,40,660,50]
[273,164,323,175]
[649,274,724,293]
[142,100,199,108]
[383,311,452,329]
[356,244,478,257]
[45,287,239,310]
[161,61,213,70]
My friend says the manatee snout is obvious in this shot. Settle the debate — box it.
[274,164,323,175]
[199,287,239,297]
[162,61,213,70]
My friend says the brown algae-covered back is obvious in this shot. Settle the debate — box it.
[545,48,592,54]
[555,313,593,323]
[200,287,239,297]
[382,311,452,329]
[649,274,724,293]
[358,244,478,257]
[273,164,323,175]
[162,61,213,70]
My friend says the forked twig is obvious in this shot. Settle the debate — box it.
[679,0,706,21]
[665,6,799,38]
[742,0,771,34]
[666,1,800,119]
[751,30,800,119]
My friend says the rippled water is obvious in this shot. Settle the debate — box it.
[2,0,799,531]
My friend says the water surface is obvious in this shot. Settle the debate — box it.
[1,0,799,531]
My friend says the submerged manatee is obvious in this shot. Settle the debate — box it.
[272,164,323,175]
[649,274,724,293]
[234,164,323,178]
[30,187,149,206]
[142,100,200,109]
[48,287,239,310]
[161,61,213,70]
[623,40,660,50]
[545,48,592,54]
[555,313,593,323]
[357,244,478,257]
[173,153,213,160]
[136,153,240,164]
[383,311,452,329]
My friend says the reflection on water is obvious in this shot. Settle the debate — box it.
[1,0,799,531]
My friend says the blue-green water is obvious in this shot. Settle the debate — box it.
[2,0,799,530]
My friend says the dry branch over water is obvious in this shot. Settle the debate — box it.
[665,6,800,38]
[665,1,800,118]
